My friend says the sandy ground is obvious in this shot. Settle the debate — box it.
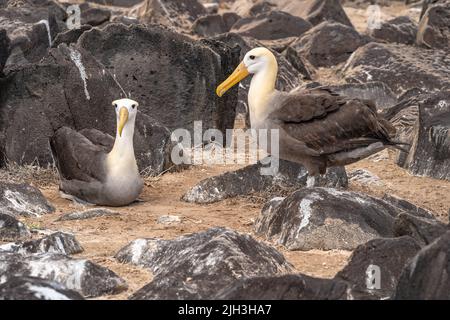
[1,148,449,300]
[1,1,448,300]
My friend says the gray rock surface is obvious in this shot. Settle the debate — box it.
[0,252,127,297]
[57,208,120,221]
[0,183,54,217]
[0,232,84,255]
[0,213,30,240]
[0,276,84,300]
[368,16,417,45]
[115,227,294,299]
[182,160,347,204]
[416,3,450,49]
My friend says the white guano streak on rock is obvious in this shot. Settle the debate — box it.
[4,190,42,217]
[37,20,52,46]
[130,239,148,265]
[69,48,90,100]
[296,193,323,235]
[27,284,71,300]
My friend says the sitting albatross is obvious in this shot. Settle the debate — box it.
[50,98,143,206]
[216,47,402,186]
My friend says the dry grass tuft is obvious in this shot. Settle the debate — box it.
[0,161,59,187]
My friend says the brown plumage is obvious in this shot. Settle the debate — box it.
[216,47,400,185]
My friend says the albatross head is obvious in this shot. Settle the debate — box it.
[216,47,277,97]
[112,98,139,137]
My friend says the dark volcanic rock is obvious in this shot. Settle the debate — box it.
[215,274,349,300]
[0,276,84,300]
[335,236,421,299]
[0,29,9,73]
[86,0,143,7]
[301,0,353,28]
[394,212,448,246]
[232,0,352,28]
[342,42,450,95]
[78,23,239,135]
[0,43,173,174]
[115,227,294,299]
[416,3,450,50]
[368,16,417,45]
[57,208,120,221]
[0,232,84,255]
[182,160,347,204]
[192,12,240,37]
[0,183,54,217]
[80,6,111,27]
[137,0,207,29]
[230,11,312,40]
[394,231,450,299]
[281,46,314,80]
[213,32,303,126]
[292,22,365,68]
[52,25,92,47]
[0,252,127,297]
[255,188,404,251]
[0,0,66,72]
[0,213,30,240]
[382,194,434,219]
[402,91,450,181]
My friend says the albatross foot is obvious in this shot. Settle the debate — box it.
[59,191,95,206]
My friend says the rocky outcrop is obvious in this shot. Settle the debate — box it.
[394,231,450,299]
[402,91,450,181]
[342,42,450,95]
[0,252,127,297]
[0,232,84,255]
[230,11,312,40]
[368,16,417,45]
[116,227,294,299]
[0,43,173,174]
[335,236,421,299]
[78,23,239,135]
[0,183,54,217]
[192,12,240,37]
[0,213,30,240]
[182,160,347,204]
[0,276,84,300]
[416,3,450,50]
[215,274,349,300]
[292,22,365,67]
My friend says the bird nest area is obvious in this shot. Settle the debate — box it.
[1,0,450,302]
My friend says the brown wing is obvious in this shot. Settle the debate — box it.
[50,127,108,183]
[269,88,395,155]
[79,128,114,153]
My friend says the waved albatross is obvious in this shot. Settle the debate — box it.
[50,98,143,206]
[216,47,402,186]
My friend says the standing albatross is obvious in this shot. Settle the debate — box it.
[50,98,143,206]
[216,47,401,186]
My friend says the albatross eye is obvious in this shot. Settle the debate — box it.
[113,103,117,109]
[249,55,256,60]
[131,104,136,109]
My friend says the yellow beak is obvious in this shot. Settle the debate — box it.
[118,107,129,137]
[216,62,249,97]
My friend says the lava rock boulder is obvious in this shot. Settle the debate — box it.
[394,231,450,299]
[0,183,54,217]
[416,3,450,50]
[292,22,365,68]
[0,276,84,300]
[230,11,312,40]
[215,274,349,300]
[342,42,450,95]
[116,227,294,299]
[182,160,347,204]
[0,213,30,240]
[368,16,418,45]
[78,23,239,135]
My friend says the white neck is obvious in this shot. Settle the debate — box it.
[248,63,277,126]
[107,118,137,165]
